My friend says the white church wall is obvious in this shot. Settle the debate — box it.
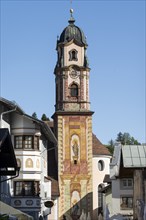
[92,155,111,219]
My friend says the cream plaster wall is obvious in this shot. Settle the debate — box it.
[68,71,80,85]
[48,199,58,220]
[64,42,84,66]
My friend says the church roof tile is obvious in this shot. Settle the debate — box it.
[92,133,111,156]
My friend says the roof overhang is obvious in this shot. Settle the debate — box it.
[0,201,33,219]
[0,97,57,145]
[0,128,18,176]
[52,110,94,119]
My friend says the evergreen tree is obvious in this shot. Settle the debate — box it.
[115,132,141,145]
[41,114,50,121]
[107,132,141,155]
[32,112,38,119]
[106,139,115,154]
[116,132,123,143]
[122,132,131,145]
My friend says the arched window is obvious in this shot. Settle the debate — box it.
[70,84,78,97]
[98,160,104,171]
[69,49,78,61]
[72,51,76,60]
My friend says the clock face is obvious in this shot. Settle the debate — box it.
[70,70,79,79]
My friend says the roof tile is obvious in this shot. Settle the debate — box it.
[92,133,111,156]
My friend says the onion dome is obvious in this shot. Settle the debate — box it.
[57,9,87,46]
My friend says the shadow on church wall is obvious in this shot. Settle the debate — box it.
[60,192,93,220]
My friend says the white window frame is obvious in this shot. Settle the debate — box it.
[120,195,133,210]
[121,178,133,189]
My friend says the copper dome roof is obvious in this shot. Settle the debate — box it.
[57,13,87,46]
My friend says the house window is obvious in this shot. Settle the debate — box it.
[14,181,40,196]
[70,84,78,97]
[120,196,133,209]
[98,160,104,171]
[15,136,23,149]
[14,135,39,150]
[24,136,32,149]
[69,49,78,61]
[34,136,39,149]
[121,178,133,189]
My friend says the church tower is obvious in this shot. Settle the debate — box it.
[53,9,94,219]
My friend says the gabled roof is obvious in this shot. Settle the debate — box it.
[0,97,25,114]
[110,144,146,179]
[122,145,146,168]
[110,143,122,178]
[0,97,57,145]
[92,133,111,156]
[0,128,18,176]
[24,114,57,145]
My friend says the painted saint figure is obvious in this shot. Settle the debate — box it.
[72,139,79,157]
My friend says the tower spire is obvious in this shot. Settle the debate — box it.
[70,0,72,7]
[68,8,75,24]
[70,8,73,17]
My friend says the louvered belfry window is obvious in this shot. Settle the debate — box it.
[70,84,78,97]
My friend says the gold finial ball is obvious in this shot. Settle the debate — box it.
[70,8,73,14]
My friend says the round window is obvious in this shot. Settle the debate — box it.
[98,160,104,171]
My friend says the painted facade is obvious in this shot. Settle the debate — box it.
[53,114,93,219]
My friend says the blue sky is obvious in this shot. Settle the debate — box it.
[0,0,145,144]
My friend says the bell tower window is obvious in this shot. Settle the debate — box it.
[70,83,78,97]
[69,49,78,61]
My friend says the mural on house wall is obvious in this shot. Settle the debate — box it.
[26,158,33,168]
